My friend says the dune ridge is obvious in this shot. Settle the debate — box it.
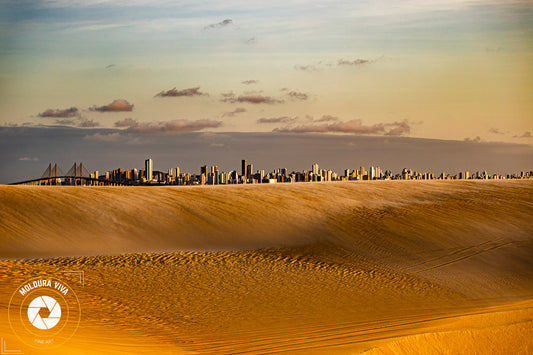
[1,180,532,354]
[1,180,532,258]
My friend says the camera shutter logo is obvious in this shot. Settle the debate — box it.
[8,277,81,349]
[27,295,62,330]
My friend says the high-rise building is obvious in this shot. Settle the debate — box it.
[402,168,409,180]
[145,159,153,181]
[200,165,207,176]
[212,166,219,184]
[231,170,239,182]
[242,159,247,181]
[247,164,253,181]
[369,166,375,180]
[312,163,319,176]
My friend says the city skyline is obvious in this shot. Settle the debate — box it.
[2,129,533,184]
[10,153,532,186]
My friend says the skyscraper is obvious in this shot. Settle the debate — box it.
[312,163,319,176]
[247,164,253,181]
[145,159,153,181]
[369,166,375,180]
[242,159,247,181]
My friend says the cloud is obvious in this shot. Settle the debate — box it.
[47,116,101,128]
[514,131,532,138]
[257,116,297,124]
[221,92,235,99]
[83,132,122,142]
[337,58,371,66]
[68,23,128,32]
[204,19,233,30]
[315,115,339,122]
[294,64,318,72]
[242,80,259,85]
[287,91,308,101]
[295,57,380,73]
[222,94,283,104]
[45,117,100,128]
[19,157,39,162]
[2,122,40,128]
[90,99,134,112]
[338,56,385,67]
[78,119,100,128]
[125,119,222,134]
[489,128,504,134]
[155,87,207,97]
[114,118,138,127]
[243,89,263,95]
[55,119,77,125]
[38,107,79,118]
[464,136,482,143]
[238,95,283,104]
[274,119,411,136]
[222,107,246,117]
[384,120,410,136]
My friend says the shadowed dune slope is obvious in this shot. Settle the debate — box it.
[1,180,532,258]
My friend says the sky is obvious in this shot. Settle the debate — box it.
[0,0,532,182]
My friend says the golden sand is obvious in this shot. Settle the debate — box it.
[0,180,532,354]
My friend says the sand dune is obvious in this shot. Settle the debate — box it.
[1,180,532,354]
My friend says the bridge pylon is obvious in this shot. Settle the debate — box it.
[66,162,90,178]
[40,163,65,179]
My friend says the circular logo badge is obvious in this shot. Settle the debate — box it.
[8,277,81,349]
[27,295,62,330]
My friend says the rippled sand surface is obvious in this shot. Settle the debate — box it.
[1,180,532,354]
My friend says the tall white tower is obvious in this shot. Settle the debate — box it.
[312,163,319,176]
[145,158,153,181]
[369,166,375,180]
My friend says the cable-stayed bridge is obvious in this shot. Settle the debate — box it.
[10,162,132,186]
